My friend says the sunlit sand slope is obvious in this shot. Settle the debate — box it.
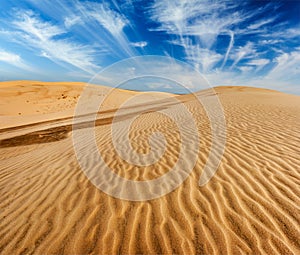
[0,81,299,254]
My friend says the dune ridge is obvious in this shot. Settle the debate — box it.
[0,81,299,254]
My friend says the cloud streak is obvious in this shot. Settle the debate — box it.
[64,15,83,29]
[221,31,234,70]
[147,0,290,76]
[130,41,148,48]
[147,1,243,73]
[247,17,277,30]
[247,59,270,72]
[76,1,136,58]
[9,10,99,74]
[230,42,256,70]
[0,49,32,71]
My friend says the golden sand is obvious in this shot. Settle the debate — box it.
[0,81,299,254]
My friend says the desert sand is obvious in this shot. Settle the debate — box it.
[0,81,299,254]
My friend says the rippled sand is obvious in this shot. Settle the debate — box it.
[0,81,299,254]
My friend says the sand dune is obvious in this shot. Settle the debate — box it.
[0,81,299,254]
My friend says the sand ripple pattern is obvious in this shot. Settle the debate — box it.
[0,86,300,254]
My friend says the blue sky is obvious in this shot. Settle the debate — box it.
[0,0,299,94]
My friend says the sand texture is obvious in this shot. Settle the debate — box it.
[0,81,300,254]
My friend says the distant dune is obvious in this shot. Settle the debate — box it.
[0,81,299,254]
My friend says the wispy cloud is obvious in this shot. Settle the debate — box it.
[266,49,300,81]
[8,10,99,74]
[239,66,254,73]
[221,31,234,70]
[146,0,275,74]
[147,0,289,78]
[0,49,32,71]
[76,2,136,57]
[23,0,139,59]
[130,41,148,48]
[247,17,277,30]
[181,13,242,49]
[247,58,270,72]
[206,49,300,94]
[230,42,256,70]
[260,22,300,40]
[169,37,222,72]
[89,4,128,36]
[148,0,241,48]
[260,39,283,45]
[64,15,83,29]
[186,46,222,73]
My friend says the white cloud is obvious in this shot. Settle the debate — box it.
[76,2,135,57]
[130,41,148,48]
[14,10,65,39]
[11,10,98,74]
[183,13,242,49]
[204,50,300,95]
[149,0,204,35]
[147,0,279,75]
[239,66,254,72]
[170,37,222,72]
[186,47,223,73]
[64,15,83,29]
[148,0,241,49]
[247,58,270,71]
[249,59,270,65]
[263,26,300,39]
[266,50,300,81]
[230,42,256,69]
[0,49,32,71]
[221,31,234,70]
[247,18,276,30]
[145,0,299,89]
[89,5,128,36]
[0,50,21,64]
[261,39,283,45]
[243,50,300,94]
